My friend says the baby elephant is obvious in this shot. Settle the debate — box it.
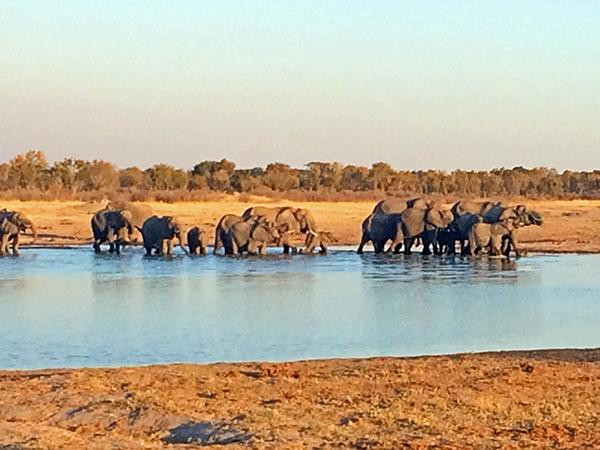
[187,227,209,255]
[468,221,515,256]
[301,231,335,254]
[226,218,281,255]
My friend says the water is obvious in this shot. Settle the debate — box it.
[0,247,598,369]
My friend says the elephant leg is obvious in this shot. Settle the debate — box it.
[213,231,222,254]
[468,235,476,256]
[12,233,20,256]
[356,233,369,254]
[283,244,290,255]
[502,235,511,257]
[144,246,152,256]
[510,232,520,257]
[422,238,432,256]
[259,244,268,256]
[373,240,385,254]
[230,240,239,256]
[160,239,168,256]
[167,240,174,256]
[1,233,10,255]
[403,238,414,255]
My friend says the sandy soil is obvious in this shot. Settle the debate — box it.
[1,349,599,448]
[2,197,600,253]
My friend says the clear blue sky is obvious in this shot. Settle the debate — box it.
[1,1,599,170]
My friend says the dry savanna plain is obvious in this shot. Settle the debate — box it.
[2,197,600,448]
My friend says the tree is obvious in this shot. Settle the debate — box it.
[369,162,396,191]
[262,163,299,191]
[76,160,119,191]
[7,150,48,189]
[118,167,146,188]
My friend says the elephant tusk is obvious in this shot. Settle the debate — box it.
[307,229,318,236]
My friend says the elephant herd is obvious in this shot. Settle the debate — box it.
[90,205,332,257]
[0,198,543,258]
[357,198,543,257]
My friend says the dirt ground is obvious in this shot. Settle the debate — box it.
[1,349,599,448]
[2,196,600,253]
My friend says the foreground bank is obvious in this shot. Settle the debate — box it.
[1,349,599,448]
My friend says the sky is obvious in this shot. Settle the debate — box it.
[1,1,599,171]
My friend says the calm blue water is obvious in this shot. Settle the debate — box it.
[0,248,598,369]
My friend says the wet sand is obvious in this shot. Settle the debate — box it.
[2,197,600,253]
[1,349,599,448]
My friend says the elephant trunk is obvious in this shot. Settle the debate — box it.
[177,233,189,255]
[22,218,37,243]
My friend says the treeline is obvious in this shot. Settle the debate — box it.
[1,150,600,201]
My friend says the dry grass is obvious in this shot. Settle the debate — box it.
[2,196,600,252]
[1,349,600,448]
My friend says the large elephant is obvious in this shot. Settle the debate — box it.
[242,206,317,254]
[225,218,282,255]
[356,211,402,254]
[214,214,244,254]
[187,226,209,255]
[91,208,135,254]
[138,216,188,256]
[357,198,407,253]
[391,206,454,255]
[0,210,37,256]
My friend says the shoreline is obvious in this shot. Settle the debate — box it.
[3,197,600,254]
[2,348,599,447]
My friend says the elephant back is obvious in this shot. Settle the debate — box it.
[242,206,282,222]
[372,198,406,215]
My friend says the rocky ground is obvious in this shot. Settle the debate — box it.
[1,349,600,448]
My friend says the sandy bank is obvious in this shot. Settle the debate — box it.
[1,348,599,448]
[2,198,600,254]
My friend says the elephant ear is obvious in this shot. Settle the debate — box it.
[425,209,446,228]
[121,210,133,222]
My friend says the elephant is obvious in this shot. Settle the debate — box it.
[451,201,502,219]
[301,231,335,254]
[138,216,188,256]
[468,220,517,256]
[241,206,317,254]
[390,206,454,255]
[0,210,37,256]
[357,201,453,255]
[356,211,402,254]
[214,214,244,254]
[357,198,411,253]
[213,214,271,254]
[436,227,457,255]
[449,212,483,255]
[91,208,135,254]
[187,226,209,255]
[480,205,543,256]
[224,218,282,255]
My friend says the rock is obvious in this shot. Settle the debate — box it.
[163,421,251,445]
